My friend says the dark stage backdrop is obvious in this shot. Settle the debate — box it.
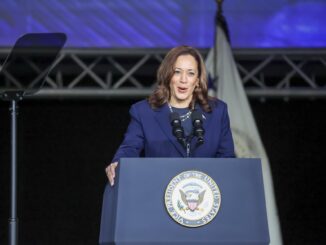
[0,99,325,244]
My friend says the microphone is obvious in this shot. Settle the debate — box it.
[170,112,186,148]
[192,111,205,146]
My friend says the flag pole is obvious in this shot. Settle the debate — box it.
[213,0,223,96]
[215,0,230,96]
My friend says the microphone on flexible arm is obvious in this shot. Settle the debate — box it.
[192,111,205,147]
[170,112,186,149]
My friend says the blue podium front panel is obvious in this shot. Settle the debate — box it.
[100,158,269,245]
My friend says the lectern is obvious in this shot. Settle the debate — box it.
[99,158,270,245]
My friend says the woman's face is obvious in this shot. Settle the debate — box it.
[169,54,199,108]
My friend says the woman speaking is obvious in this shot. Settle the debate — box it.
[100,46,235,242]
[104,45,235,186]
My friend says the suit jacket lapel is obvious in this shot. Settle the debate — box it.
[194,104,213,136]
[202,109,212,135]
[154,104,186,157]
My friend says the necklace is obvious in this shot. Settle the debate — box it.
[168,103,192,122]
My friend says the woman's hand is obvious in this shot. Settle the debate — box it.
[105,162,118,186]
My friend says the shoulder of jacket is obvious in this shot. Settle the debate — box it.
[130,99,152,114]
[209,98,227,111]
[131,99,150,108]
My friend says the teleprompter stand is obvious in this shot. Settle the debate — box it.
[0,33,66,245]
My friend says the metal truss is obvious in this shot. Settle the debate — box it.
[1,48,326,99]
[235,49,326,99]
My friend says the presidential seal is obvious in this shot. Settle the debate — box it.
[164,170,221,227]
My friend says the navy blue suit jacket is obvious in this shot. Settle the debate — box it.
[100,99,234,243]
[112,99,235,162]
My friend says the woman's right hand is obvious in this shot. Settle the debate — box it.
[105,162,118,186]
